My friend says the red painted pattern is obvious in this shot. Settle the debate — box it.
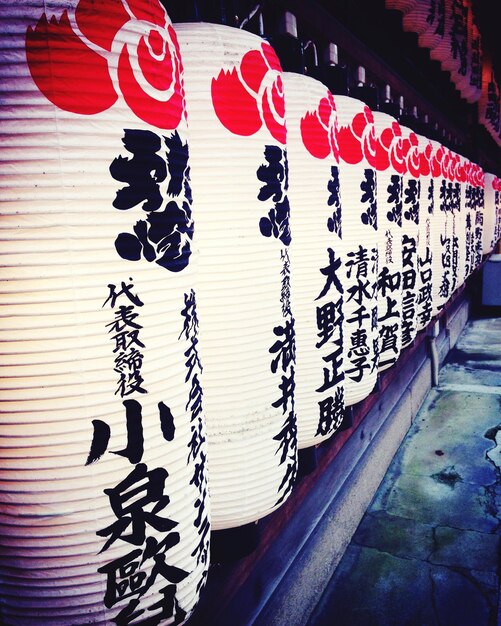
[26,0,184,129]
[211,42,286,144]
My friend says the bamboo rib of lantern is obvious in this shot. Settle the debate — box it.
[283,71,345,448]
[176,22,298,530]
[0,1,210,624]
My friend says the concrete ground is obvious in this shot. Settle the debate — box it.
[308,317,501,626]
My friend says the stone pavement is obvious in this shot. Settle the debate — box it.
[308,317,501,626]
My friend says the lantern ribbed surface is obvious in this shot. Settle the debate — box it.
[415,135,434,331]
[0,1,209,624]
[400,125,421,349]
[372,111,403,372]
[176,23,297,529]
[333,95,379,406]
[283,72,344,448]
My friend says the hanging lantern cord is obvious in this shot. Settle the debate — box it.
[304,40,319,68]
[239,4,264,36]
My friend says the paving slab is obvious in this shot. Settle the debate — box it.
[309,316,501,625]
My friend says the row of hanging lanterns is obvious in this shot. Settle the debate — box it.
[385,0,501,145]
[1,2,501,623]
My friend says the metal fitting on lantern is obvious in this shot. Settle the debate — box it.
[310,41,349,95]
[350,65,379,109]
[268,11,304,73]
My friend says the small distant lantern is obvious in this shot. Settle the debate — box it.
[372,110,404,371]
[333,95,379,406]
[176,22,297,529]
[452,152,468,292]
[283,72,345,447]
[0,1,209,623]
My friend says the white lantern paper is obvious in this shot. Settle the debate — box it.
[283,73,344,447]
[400,126,421,349]
[415,136,434,331]
[334,95,379,406]
[447,150,462,295]
[176,23,297,529]
[372,111,404,371]
[0,1,209,624]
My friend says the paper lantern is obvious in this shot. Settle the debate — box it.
[175,23,297,529]
[472,164,485,268]
[400,125,421,349]
[416,0,447,52]
[483,173,497,255]
[283,73,344,447]
[452,152,469,292]
[385,0,418,13]
[494,177,501,246]
[402,0,435,36]
[371,111,404,371]
[479,54,501,145]
[415,135,434,331]
[0,1,210,624]
[333,95,379,406]
[463,158,478,281]
[429,140,448,317]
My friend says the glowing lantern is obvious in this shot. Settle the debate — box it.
[483,173,498,255]
[333,95,379,405]
[431,145,460,316]
[452,152,468,292]
[472,164,486,268]
[415,135,434,331]
[175,23,297,529]
[400,125,421,349]
[283,72,344,447]
[0,1,209,623]
[372,111,404,371]
[385,0,418,13]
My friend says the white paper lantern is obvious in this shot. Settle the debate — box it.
[175,23,297,529]
[385,0,418,13]
[400,125,422,348]
[0,1,210,624]
[463,158,477,281]
[483,173,497,255]
[452,152,469,292]
[429,140,450,317]
[415,136,435,331]
[416,0,447,52]
[472,164,485,268]
[334,95,379,406]
[283,73,344,447]
[372,111,404,371]
[494,177,501,246]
